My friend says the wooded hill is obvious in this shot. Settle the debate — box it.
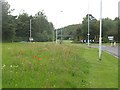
[58,14,119,43]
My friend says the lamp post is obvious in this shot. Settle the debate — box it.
[56,11,58,44]
[88,0,90,46]
[29,19,32,42]
[99,0,102,61]
[60,11,63,44]
[29,19,33,42]
[56,29,57,44]
[53,29,54,43]
[56,10,63,44]
[60,28,63,44]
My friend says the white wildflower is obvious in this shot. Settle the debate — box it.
[3,64,6,68]
[10,65,13,68]
[15,65,18,68]
[16,65,18,67]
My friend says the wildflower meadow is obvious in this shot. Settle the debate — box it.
[2,42,118,88]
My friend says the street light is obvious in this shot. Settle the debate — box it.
[99,0,102,61]
[56,11,58,44]
[119,1,120,18]
[60,27,63,44]
[53,29,54,43]
[29,19,33,42]
[60,11,63,44]
[56,10,63,44]
[29,19,32,42]
[88,0,90,46]
[56,29,58,44]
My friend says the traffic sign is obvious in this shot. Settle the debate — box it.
[29,37,33,41]
[108,36,114,41]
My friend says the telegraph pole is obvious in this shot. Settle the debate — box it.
[99,0,102,60]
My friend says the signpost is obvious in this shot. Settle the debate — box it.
[29,37,33,41]
[108,36,114,41]
[108,36,114,46]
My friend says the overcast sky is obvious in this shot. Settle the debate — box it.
[7,0,119,28]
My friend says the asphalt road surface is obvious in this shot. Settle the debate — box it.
[90,45,119,58]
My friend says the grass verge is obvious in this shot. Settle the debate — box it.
[2,42,118,88]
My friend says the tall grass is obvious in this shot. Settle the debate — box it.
[2,42,118,88]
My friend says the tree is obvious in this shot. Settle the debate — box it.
[81,14,98,41]
[2,1,16,42]
[15,12,30,41]
[32,11,53,42]
[14,10,54,42]
[61,24,80,40]
[102,18,118,42]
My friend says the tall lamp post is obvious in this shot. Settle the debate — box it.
[99,0,102,60]
[29,19,33,42]
[88,0,90,46]
[56,11,58,44]
[60,11,63,44]
[56,29,57,44]
[53,29,55,43]
[60,27,63,44]
[29,19,32,42]
[56,10,63,44]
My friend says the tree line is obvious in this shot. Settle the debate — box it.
[1,1,119,43]
[2,1,54,42]
[60,14,119,43]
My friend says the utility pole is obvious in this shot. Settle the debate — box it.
[99,0,102,61]
[88,0,90,46]
[30,19,32,42]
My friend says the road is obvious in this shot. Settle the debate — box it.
[90,45,119,58]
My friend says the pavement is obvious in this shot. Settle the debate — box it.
[90,45,119,58]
